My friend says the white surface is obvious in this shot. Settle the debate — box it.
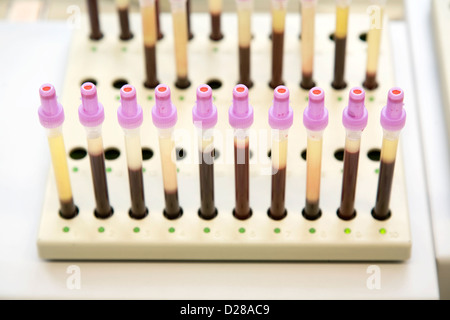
[37,14,411,261]
[0,17,438,298]
[406,0,450,299]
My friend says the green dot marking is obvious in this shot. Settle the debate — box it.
[213,47,219,52]
[72,167,79,173]
[203,227,211,234]
[142,168,146,173]
[369,96,375,102]
[213,96,216,101]
[177,168,180,173]
[121,47,127,52]
[274,228,281,234]
[106,167,112,173]
[239,227,246,234]
[91,46,97,52]
[147,95,153,101]
[375,168,380,174]
[169,227,175,233]
[133,227,140,233]
[63,227,70,233]
[309,228,316,234]
[379,228,387,235]
[344,228,351,234]
[305,96,309,101]
[337,96,343,102]
[179,96,185,101]
[98,227,105,233]
[115,95,120,101]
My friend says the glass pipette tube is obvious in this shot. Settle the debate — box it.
[236,0,253,88]
[303,87,329,220]
[79,83,112,219]
[152,84,182,219]
[268,86,293,220]
[338,87,368,220]
[155,0,164,40]
[270,0,288,89]
[118,85,147,219]
[373,88,406,220]
[140,0,160,89]
[170,0,191,89]
[87,0,103,40]
[332,0,350,90]
[38,84,77,219]
[229,85,254,220]
[193,85,218,219]
[300,0,317,90]
[117,0,133,40]
[187,0,194,40]
[363,0,385,90]
[209,0,224,41]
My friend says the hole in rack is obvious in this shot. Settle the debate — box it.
[112,79,129,89]
[142,147,154,160]
[69,147,87,160]
[213,149,220,160]
[176,148,186,160]
[359,32,367,42]
[329,33,335,41]
[334,148,345,161]
[301,149,307,161]
[80,78,97,86]
[206,79,222,90]
[249,150,254,159]
[367,148,381,161]
[267,150,271,159]
[104,148,121,160]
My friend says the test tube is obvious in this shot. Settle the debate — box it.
[363,0,385,90]
[155,0,164,40]
[331,0,351,90]
[209,0,224,41]
[140,0,160,89]
[193,85,218,219]
[338,87,368,220]
[229,85,254,220]
[117,0,133,40]
[170,0,191,89]
[117,85,148,219]
[268,86,293,220]
[303,87,328,220]
[38,84,77,219]
[373,88,406,220]
[236,0,253,88]
[152,84,182,219]
[87,0,103,40]
[300,0,317,90]
[270,0,288,89]
[79,83,113,219]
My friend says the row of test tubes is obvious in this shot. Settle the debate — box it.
[38,82,406,223]
[86,0,386,93]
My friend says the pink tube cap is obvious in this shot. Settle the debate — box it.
[342,87,368,131]
[268,86,293,130]
[229,84,254,129]
[192,85,218,129]
[117,85,143,129]
[152,84,178,129]
[303,87,329,131]
[78,83,105,127]
[38,84,65,129]
[380,87,406,131]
